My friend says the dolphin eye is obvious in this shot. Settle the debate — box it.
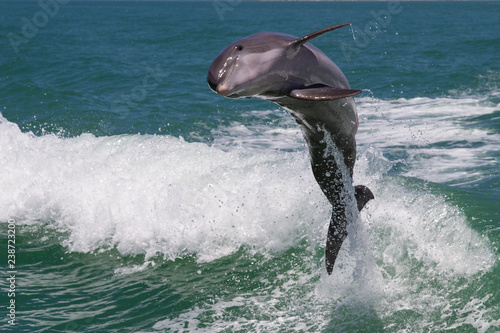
[235,45,243,51]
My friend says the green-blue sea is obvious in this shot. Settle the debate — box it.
[1,1,499,332]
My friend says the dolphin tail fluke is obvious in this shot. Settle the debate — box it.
[325,186,374,275]
[325,213,348,275]
[354,185,374,211]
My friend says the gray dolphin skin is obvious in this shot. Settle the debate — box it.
[207,23,374,275]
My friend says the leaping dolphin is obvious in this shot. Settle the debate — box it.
[207,23,374,275]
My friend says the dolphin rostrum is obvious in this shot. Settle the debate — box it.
[207,23,374,275]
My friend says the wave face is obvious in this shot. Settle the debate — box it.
[1,92,498,332]
[1,114,328,261]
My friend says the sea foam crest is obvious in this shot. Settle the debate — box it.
[0,114,329,261]
[356,96,500,186]
[1,101,497,330]
[0,95,496,274]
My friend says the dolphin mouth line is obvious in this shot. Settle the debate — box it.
[217,55,238,95]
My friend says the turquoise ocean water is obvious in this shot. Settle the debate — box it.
[1,1,499,332]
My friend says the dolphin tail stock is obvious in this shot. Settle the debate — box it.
[325,211,348,275]
[325,185,374,275]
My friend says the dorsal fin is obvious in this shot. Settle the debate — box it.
[289,23,351,51]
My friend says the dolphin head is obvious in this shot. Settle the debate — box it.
[207,33,292,98]
[207,23,352,99]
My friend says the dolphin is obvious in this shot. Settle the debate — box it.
[207,23,374,275]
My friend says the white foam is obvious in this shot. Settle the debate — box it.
[210,109,304,152]
[1,95,496,269]
[1,95,496,270]
[1,95,497,332]
[150,143,496,331]
[210,96,500,186]
[0,114,329,261]
[114,260,155,275]
[356,96,500,185]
